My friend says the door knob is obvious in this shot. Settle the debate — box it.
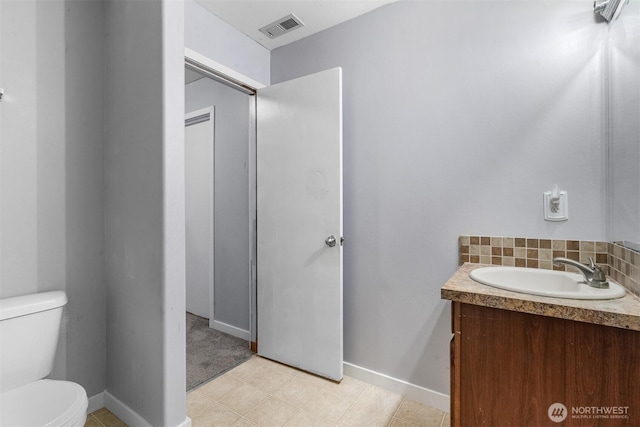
[325,235,337,247]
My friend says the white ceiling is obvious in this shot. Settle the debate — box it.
[195,0,399,51]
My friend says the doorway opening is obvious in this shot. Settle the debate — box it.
[184,49,344,383]
[184,54,258,390]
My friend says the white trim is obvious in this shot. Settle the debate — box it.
[185,106,213,127]
[185,106,213,124]
[87,391,105,413]
[105,391,153,427]
[212,320,251,341]
[184,48,266,90]
[343,362,450,413]
[248,96,257,344]
[90,391,191,427]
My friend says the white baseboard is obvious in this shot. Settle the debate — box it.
[104,391,153,427]
[343,362,450,413]
[90,390,191,427]
[87,392,105,413]
[211,320,251,341]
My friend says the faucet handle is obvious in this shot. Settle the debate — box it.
[588,257,609,286]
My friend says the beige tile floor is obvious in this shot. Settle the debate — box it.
[84,408,127,427]
[188,356,450,427]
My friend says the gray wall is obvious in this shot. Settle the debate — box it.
[185,0,270,86]
[1,0,185,423]
[271,1,607,394]
[609,0,640,246]
[0,0,106,397]
[186,78,251,333]
[105,0,185,424]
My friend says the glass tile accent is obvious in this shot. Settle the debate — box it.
[460,236,640,297]
[608,242,640,298]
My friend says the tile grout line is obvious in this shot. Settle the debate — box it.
[238,361,358,426]
[90,414,108,427]
[189,389,218,420]
[272,370,305,427]
[212,363,322,426]
[332,381,373,426]
[282,374,365,426]
[192,387,259,425]
[388,396,424,427]
[271,366,368,426]
[192,358,450,427]
[391,395,406,419]
[210,393,257,427]
[279,407,304,427]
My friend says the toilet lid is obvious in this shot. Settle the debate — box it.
[0,379,88,426]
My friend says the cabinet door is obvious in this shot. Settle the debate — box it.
[455,303,640,426]
[458,304,568,426]
[565,318,640,424]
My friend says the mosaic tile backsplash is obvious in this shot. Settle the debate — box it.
[458,236,608,270]
[609,242,640,298]
[459,236,640,298]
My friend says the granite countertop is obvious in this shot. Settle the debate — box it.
[441,263,640,332]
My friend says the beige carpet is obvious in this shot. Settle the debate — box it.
[186,312,254,391]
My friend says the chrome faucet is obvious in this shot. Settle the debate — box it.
[553,257,609,288]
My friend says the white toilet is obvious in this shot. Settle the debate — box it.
[0,291,88,426]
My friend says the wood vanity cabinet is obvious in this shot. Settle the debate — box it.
[450,302,640,427]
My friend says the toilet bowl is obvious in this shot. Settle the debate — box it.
[0,291,89,426]
[0,380,88,427]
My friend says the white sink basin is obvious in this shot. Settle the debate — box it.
[470,267,627,300]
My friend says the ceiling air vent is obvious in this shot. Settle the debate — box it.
[259,14,304,39]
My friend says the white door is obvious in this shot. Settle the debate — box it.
[185,107,214,321]
[257,68,343,380]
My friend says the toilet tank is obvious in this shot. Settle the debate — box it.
[0,291,67,393]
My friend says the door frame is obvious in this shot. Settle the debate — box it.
[185,48,263,347]
[185,48,265,92]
